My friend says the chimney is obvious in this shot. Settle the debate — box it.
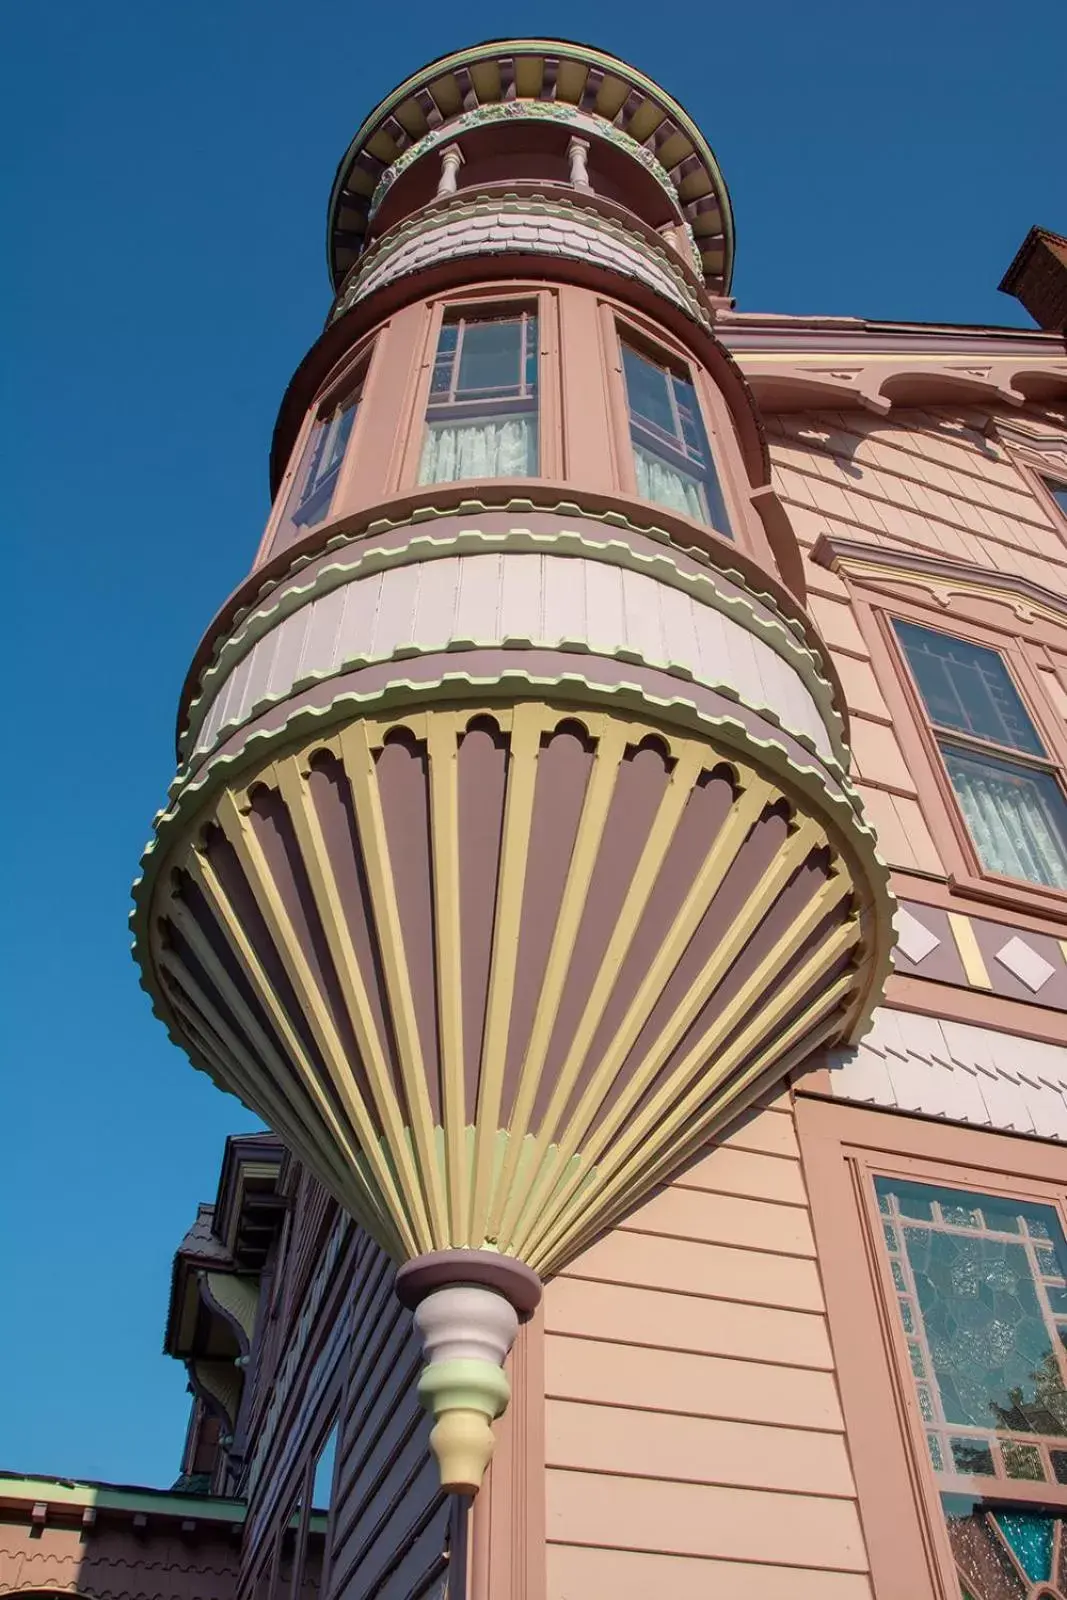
[1000,226,1067,331]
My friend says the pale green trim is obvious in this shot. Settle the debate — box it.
[183,527,847,769]
[0,1473,245,1521]
[418,1359,511,1420]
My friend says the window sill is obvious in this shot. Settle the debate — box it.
[948,869,1067,928]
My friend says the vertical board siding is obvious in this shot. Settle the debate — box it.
[326,1247,448,1600]
[542,1100,871,1596]
[243,1165,447,1600]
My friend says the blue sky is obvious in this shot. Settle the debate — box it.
[5,0,1065,1489]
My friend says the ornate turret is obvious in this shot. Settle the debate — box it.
[132,39,894,1497]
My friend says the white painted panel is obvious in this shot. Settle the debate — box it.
[453,553,502,645]
[192,553,835,771]
[543,552,587,647]
[411,556,461,649]
[583,559,626,655]
[371,561,419,656]
[267,605,310,698]
[620,566,666,665]
[335,570,381,665]
[499,553,543,643]
[303,584,348,679]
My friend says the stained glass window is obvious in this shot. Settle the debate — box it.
[876,1178,1067,1485]
[877,1180,1067,1598]
[944,1499,1067,1597]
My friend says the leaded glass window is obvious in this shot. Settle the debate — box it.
[619,340,731,535]
[878,1179,1067,1598]
[877,1178,1067,1483]
[893,620,1067,889]
[944,1501,1067,1597]
[418,310,539,485]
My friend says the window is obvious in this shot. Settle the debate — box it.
[311,1421,338,1513]
[1044,477,1067,518]
[895,619,1067,890]
[418,309,538,485]
[620,339,731,534]
[276,368,366,545]
[877,1175,1067,1597]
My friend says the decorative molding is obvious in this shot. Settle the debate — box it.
[326,39,734,291]
[332,189,708,325]
[946,911,992,991]
[366,100,702,269]
[891,898,1067,1013]
[134,701,890,1289]
[734,351,1067,415]
[183,492,835,751]
[200,1271,260,1355]
[826,1005,1067,1142]
[182,543,845,775]
[812,532,1067,631]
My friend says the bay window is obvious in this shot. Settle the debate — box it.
[894,619,1067,891]
[418,308,539,484]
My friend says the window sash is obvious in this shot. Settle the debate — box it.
[940,740,1067,890]
[894,619,1047,757]
[620,339,731,535]
[419,309,540,485]
[278,377,364,539]
[430,312,538,407]
[892,616,1067,891]
[1043,477,1067,517]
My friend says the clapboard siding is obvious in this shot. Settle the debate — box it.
[545,1334,844,1430]
[547,1544,873,1600]
[542,1101,871,1595]
[767,405,1067,877]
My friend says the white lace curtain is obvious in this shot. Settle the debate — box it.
[633,442,706,523]
[419,416,535,484]
[944,748,1067,889]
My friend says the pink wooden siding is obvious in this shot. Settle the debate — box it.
[541,1093,872,1597]
[768,407,1067,876]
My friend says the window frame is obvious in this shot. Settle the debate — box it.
[798,1092,1067,1600]
[397,285,561,488]
[256,337,378,565]
[606,311,735,540]
[1042,474,1067,523]
[871,597,1067,918]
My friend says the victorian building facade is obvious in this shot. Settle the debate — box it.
[6,40,1067,1600]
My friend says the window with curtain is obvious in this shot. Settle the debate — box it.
[418,309,538,485]
[275,364,367,547]
[895,619,1067,890]
[619,338,731,535]
[876,1175,1067,1599]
